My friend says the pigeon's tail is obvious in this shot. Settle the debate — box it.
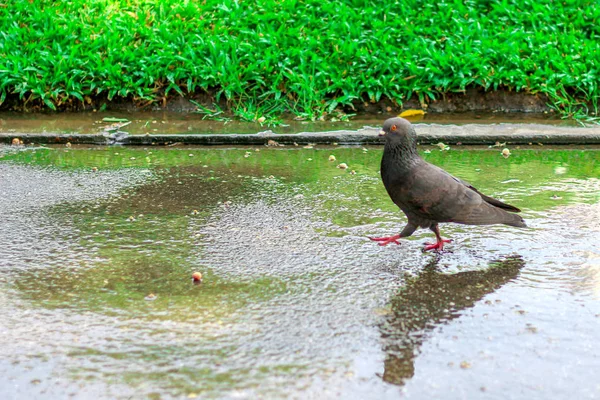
[453,204,527,228]
[503,212,527,228]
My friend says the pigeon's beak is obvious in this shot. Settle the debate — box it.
[379,130,386,137]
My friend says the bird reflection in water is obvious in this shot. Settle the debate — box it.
[379,255,525,385]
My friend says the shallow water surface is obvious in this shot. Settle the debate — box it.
[1,144,599,399]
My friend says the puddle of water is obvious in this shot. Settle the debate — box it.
[1,145,599,399]
[0,110,572,136]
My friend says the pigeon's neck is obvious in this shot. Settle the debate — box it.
[384,141,420,167]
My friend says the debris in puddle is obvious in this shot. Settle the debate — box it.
[526,324,538,333]
[435,142,450,151]
[144,293,157,301]
[192,272,203,283]
[502,148,511,158]
[337,163,348,169]
[460,361,472,369]
[554,166,567,174]
[328,155,336,162]
[102,117,129,123]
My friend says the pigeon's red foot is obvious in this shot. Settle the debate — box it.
[369,234,401,246]
[423,239,452,252]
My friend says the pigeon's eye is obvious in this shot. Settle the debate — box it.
[391,125,397,131]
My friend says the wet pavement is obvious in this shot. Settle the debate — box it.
[0,111,569,136]
[1,144,599,399]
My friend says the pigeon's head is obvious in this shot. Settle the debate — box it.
[379,117,418,151]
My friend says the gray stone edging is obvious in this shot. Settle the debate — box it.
[1,123,600,146]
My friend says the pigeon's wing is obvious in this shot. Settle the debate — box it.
[403,162,525,227]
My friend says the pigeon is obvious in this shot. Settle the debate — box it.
[370,117,526,252]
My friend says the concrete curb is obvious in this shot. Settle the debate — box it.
[1,123,600,146]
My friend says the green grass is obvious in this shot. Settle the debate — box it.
[1,0,599,121]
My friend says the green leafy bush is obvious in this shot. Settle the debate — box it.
[1,0,598,119]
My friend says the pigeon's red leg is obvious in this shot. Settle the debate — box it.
[423,225,452,252]
[369,234,401,246]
